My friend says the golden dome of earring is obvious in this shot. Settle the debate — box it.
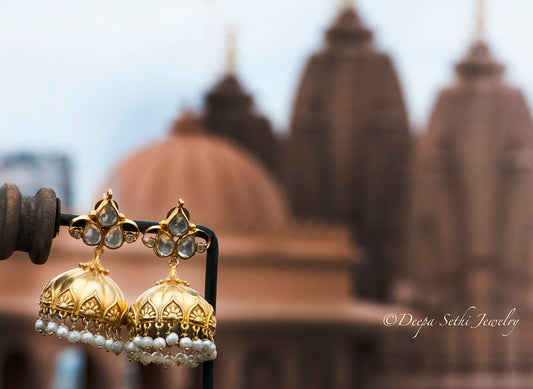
[124,200,216,368]
[35,190,139,355]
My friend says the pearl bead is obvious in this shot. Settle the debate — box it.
[202,340,212,351]
[167,332,180,346]
[175,353,187,365]
[56,326,69,339]
[153,337,166,350]
[35,319,47,332]
[124,341,136,353]
[179,337,192,350]
[92,335,105,348]
[132,336,143,347]
[191,339,203,351]
[68,330,81,343]
[151,352,164,364]
[104,339,114,351]
[208,350,217,360]
[141,336,153,348]
[46,321,59,334]
[113,341,123,354]
[163,355,175,368]
[81,331,93,344]
[166,332,179,346]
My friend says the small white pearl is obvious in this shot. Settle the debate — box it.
[179,337,192,350]
[202,340,212,351]
[140,352,152,365]
[163,355,175,368]
[132,336,143,346]
[35,319,47,332]
[46,321,59,334]
[113,341,123,354]
[175,353,187,365]
[207,350,217,360]
[104,339,114,351]
[153,337,166,349]
[92,335,105,348]
[141,336,153,348]
[56,326,69,339]
[81,331,93,344]
[124,341,136,353]
[191,339,203,351]
[68,330,81,343]
[166,332,179,346]
[151,352,164,364]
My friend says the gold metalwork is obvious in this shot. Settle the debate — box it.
[127,263,216,341]
[35,190,139,355]
[126,200,216,367]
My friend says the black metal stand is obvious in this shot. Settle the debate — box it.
[60,215,219,389]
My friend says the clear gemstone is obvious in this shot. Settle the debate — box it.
[197,244,205,253]
[72,230,81,239]
[144,238,155,248]
[151,352,164,364]
[105,225,124,249]
[97,203,118,226]
[126,235,134,243]
[163,355,175,368]
[175,353,187,365]
[169,212,189,236]
[140,352,152,365]
[156,233,174,257]
[83,223,102,245]
[177,235,195,258]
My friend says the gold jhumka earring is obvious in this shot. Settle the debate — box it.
[124,200,216,368]
[35,190,139,354]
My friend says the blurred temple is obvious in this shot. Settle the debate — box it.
[0,1,531,389]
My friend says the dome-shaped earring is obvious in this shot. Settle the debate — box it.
[124,200,216,368]
[35,190,139,355]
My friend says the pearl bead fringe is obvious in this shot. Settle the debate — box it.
[35,320,217,367]
[35,318,124,355]
[124,332,217,367]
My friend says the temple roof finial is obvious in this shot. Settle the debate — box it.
[225,25,237,75]
[473,0,486,43]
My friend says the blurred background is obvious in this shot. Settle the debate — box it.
[1,0,532,388]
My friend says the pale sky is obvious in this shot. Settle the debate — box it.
[0,0,532,209]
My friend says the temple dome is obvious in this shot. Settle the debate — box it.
[105,112,290,233]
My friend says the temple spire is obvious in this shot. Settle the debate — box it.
[473,0,486,43]
[224,25,237,75]
[338,0,356,13]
